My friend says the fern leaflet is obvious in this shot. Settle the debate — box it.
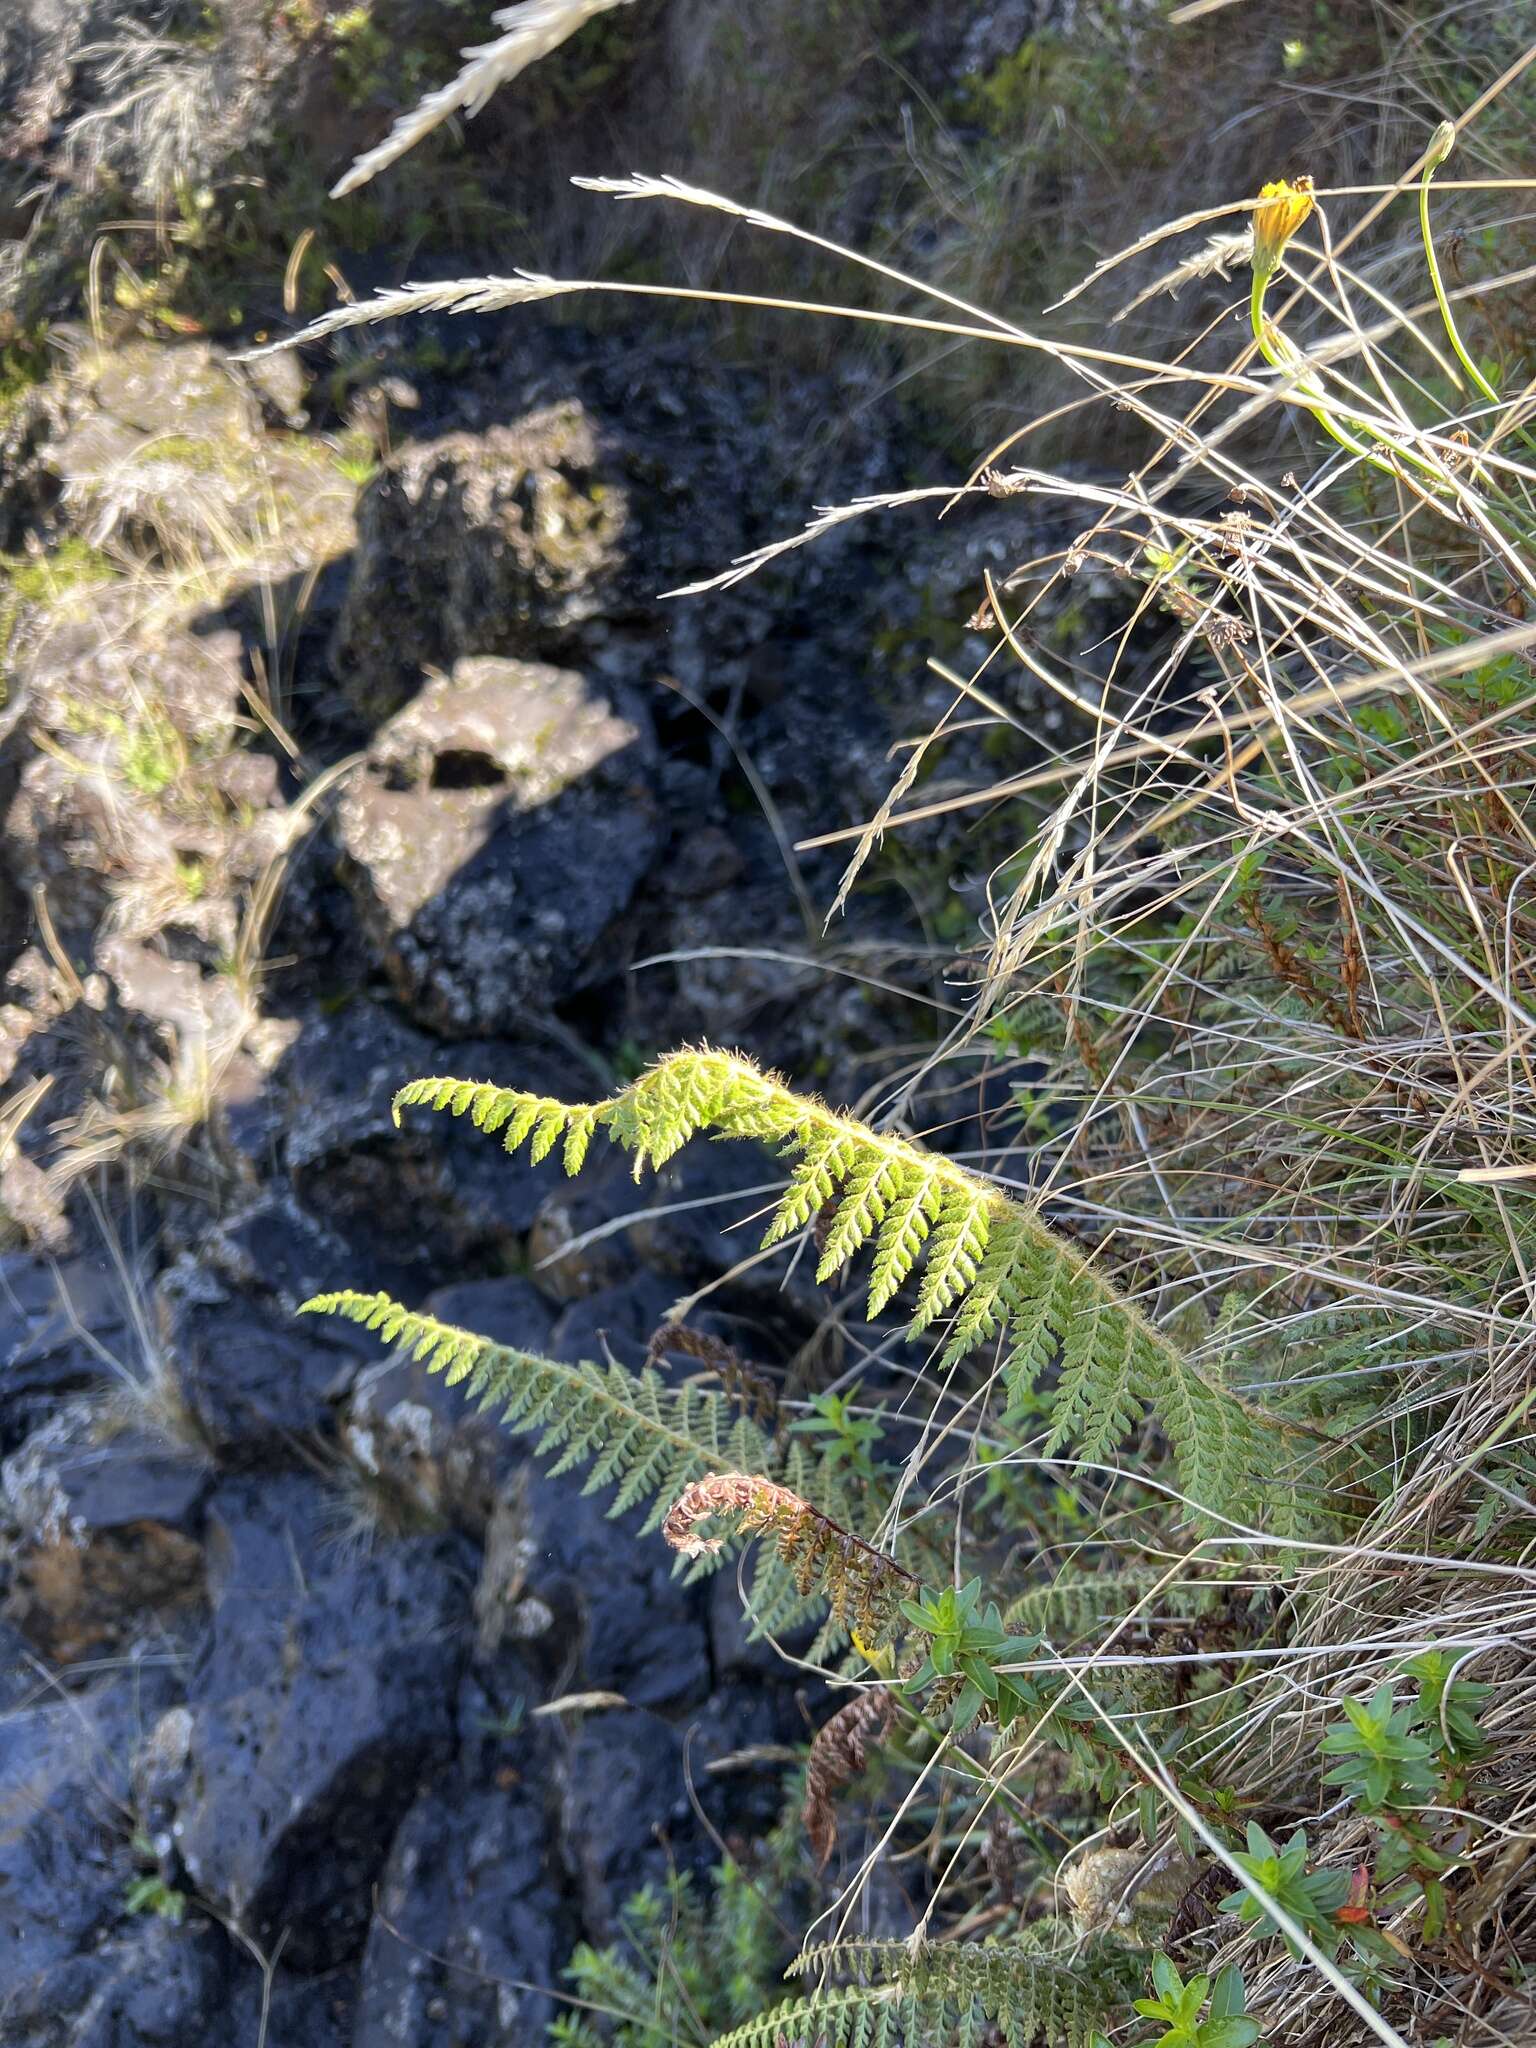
[304,1290,773,1538]
[388,1048,1271,1510]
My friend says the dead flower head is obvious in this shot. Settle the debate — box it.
[1251,176,1314,282]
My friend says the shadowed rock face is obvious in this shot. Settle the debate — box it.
[335,656,661,1035]
[173,1474,474,1971]
[332,405,631,727]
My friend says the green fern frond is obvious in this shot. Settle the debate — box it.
[385,1048,1269,1508]
[705,1988,891,2048]
[302,1290,774,1538]
[1004,1568,1229,1642]
[786,1931,1142,2048]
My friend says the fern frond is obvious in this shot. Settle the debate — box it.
[787,1931,1142,2048]
[1005,1568,1224,1642]
[909,1183,991,1335]
[392,1075,592,1165]
[801,1687,896,1868]
[704,1988,891,2048]
[867,1165,943,1316]
[662,1471,915,1641]
[302,1291,773,1537]
[386,1047,1268,1507]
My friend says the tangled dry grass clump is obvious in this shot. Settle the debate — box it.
[250,15,1536,2048]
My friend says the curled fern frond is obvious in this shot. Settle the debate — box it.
[392,1047,1259,1507]
[302,1291,774,1536]
[662,1472,915,1639]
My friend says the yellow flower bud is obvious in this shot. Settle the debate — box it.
[1426,120,1456,170]
[1251,176,1315,282]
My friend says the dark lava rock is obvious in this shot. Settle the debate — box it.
[157,1191,378,1454]
[334,656,660,1037]
[551,1685,801,1939]
[169,1180,415,1455]
[162,1287,367,1455]
[176,1473,475,1968]
[557,1706,691,1933]
[0,1661,184,2016]
[0,1252,133,1453]
[226,1967,359,2048]
[198,1183,359,1312]
[546,1270,683,1373]
[276,1002,589,1278]
[340,1277,556,1532]
[525,1149,649,1304]
[332,403,632,725]
[627,1139,788,1290]
[1,1406,209,1663]
[498,1460,711,1714]
[355,1771,567,2048]
[2,1919,230,2048]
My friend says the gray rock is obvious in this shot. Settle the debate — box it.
[177,1474,474,1968]
[331,404,631,725]
[356,1774,567,2048]
[334,657,660,1036]
[0,1405,209,1663]
[0,1920,229,2048]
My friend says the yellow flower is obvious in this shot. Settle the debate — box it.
[1251,176,1314,281]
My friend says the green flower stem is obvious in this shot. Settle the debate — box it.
[1419,146,1499,408]
[1249,267,1414,478]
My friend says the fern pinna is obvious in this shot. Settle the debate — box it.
[370,1046,1255,1506]
[728,1931,1144,2048]
[301,1291,777,1532]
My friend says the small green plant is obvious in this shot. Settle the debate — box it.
[1107,1957,1261,2048]
[553,1860,788,2048]
[898,1577,1041,1733]
[123,1834,187,1925]
[1220,1827,1350,1959]
[1403,1650,1492,1767]
[1319,1683,1438,1814]
[118,714,183,796]
[174,856,206,901]
[787,1384,884,1481]
[332,445,380,485]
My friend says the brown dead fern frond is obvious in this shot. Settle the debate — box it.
[662,1472,915,1639]
[646,1322,779,1428]
[802,1685,896,1869]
